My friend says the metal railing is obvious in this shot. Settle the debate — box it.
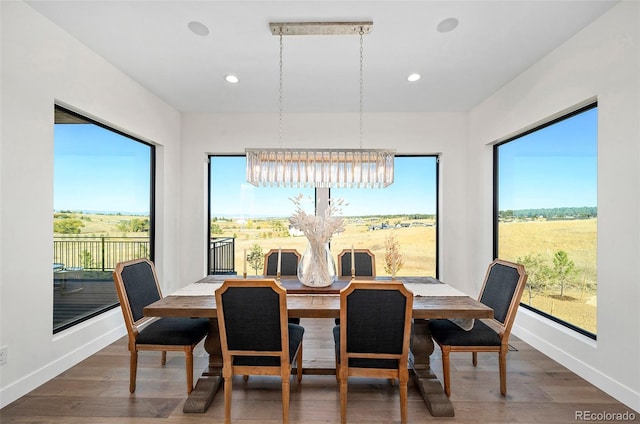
[209,237,235,274]
[54,236,236,274]
[53,236,150,271]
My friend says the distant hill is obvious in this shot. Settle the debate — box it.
[499,206,596,220]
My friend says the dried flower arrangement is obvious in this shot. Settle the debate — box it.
[289,194,345,286]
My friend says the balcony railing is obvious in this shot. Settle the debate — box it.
[209,237,236,274]
[53,236,150,271]
[54,236,236,274]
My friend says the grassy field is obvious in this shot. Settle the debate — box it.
[55,212,597,334]
[231,220,437,277]
[499,218,597,334]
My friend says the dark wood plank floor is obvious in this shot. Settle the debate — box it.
[1,318,637,423]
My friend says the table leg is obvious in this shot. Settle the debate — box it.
[182,318,223,413]
[410,319,455,417]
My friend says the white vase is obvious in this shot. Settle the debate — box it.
[297,241,337,287]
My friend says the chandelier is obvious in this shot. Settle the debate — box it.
[246,22,395,188]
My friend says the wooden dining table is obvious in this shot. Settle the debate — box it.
[143,276,493,417]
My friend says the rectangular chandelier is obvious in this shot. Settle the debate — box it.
[246,148,395,188]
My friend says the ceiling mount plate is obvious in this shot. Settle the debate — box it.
[270,22,373,36]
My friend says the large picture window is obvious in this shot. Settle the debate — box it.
[209,155,438,278]
[53,106,154,333]
[494,103,597,338]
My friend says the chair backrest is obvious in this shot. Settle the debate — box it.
[113,258,163,337]
[215,279,289,366]
[337,249,376,277]
[263,249,301,276]
[478,259,527,333]
[340,281,413,368]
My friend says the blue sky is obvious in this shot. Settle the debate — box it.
[54,124,151,214]
[210,156,437,218]
[54,107,596,216]
[498,107,597,211]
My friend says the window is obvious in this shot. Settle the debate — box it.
[209,155,438,278]
[494,103,597,338]
[331,156,438,277]
[53,106,154,333]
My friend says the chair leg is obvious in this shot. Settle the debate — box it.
[296,344,303,383]
[339,375,348,424]
[472,351,478,366]
[281,376,291,424]
[161,351,167,365]
[185,348,194,394]
[129,350,138,393]
[499,348,508,396]
[399,378,408,424]
[441,346,451,397]
[223,376,232,424]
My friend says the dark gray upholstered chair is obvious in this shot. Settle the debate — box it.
[428,259,527,397]
[333,281,413,424]
[337,248,376,278]
[263,249,302,325]
[263,248,301,276]
[215,279,304,424]
[335,249,376,325]
[113,258,209,394]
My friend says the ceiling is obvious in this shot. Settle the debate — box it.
[26,1,617,114]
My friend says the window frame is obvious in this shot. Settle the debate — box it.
[53,105,155,333]
[208,154,439,278]
[492,101,597,339]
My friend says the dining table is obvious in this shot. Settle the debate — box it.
[143,275,493,417]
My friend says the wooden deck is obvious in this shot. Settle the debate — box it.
[1,318,636,423]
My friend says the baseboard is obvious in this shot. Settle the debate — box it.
[0,311,126,409]
[512,310,640,413]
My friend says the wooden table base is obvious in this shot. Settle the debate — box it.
[183,318,223,413]
[183,376,221,413]
[410,319,455,417]
[182,317,454,417]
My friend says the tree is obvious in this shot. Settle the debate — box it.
[551,250,576,298]
[384,232,404,276]
[247,244,264,276]
[517,253,551,304]
[80,250,93,269]
[53,218,84,234]
[129,218,149,232]
[210,223,223,234]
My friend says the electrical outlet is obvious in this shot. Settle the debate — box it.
[0,346,7,366]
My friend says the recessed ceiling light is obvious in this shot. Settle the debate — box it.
[225,75,239,84]
[407,73,421,82]
[437,17,459,33]
[188,21,210,37]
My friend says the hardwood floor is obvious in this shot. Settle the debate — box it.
[1,318,637,423]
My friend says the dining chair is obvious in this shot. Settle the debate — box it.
[264,248,302,324]
[428,258,527,397]
[215,279,304,424]
[334,249,377,325]
[337,248,376,278]
[112,258,210,394]
[263,248,302,276]
[333,281,413,424]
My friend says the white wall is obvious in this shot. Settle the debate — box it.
[0,2,182,407]
[468,1,640,412]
